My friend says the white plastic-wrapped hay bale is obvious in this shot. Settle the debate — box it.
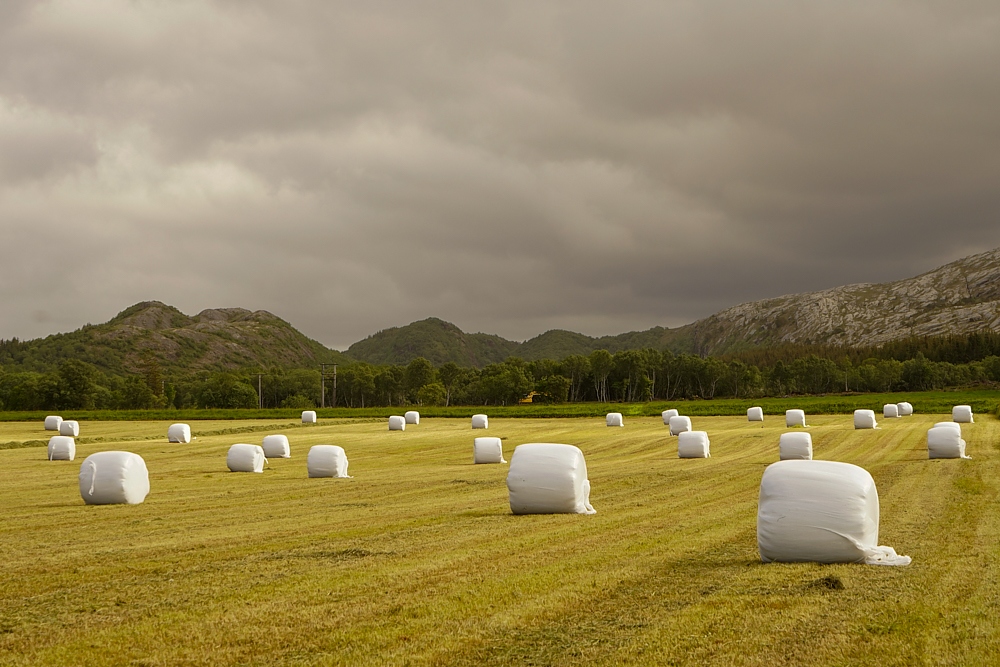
[79,451,149,505]
[747,407,764,422]
[927,426,970,459]
[668,415,692,436]
[677,431,710,458]
[757,460,910,565]
[388,416,406,431]
[47,436,76,461]
[405,410,420,425]
[472,414,488,429]
[167,423,191,443]
[474,437,506,464]
[779,432,813,460]
[661,409,679,425]
[883,404,899,419]
[227,444,266,473]
[897,402,913,416]
[853,410,877,430]
[307,445,350,478]
[59,420,80,437]
[934,421,962,433]
[301,410,317,424]
[952,405,974,423]
[262,434,290,458]
[44,415,63,431]
[606,412,624,427]
[507,443,595,515]
[785,410,806,427]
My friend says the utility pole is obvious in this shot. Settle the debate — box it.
[333,364,337,408]
[321,363,339,409]
[257,373,263,410]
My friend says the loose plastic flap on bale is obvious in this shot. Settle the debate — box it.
[661,409,679,425]
[44,415,62,431]
[59,420,80,437]
[883,404,899,418]
[779,432,813,460]
[227,444,266,473]
[747,407,764,422]
[897,402,913,416]
[952,405,974,423]
[785,410,806,427]
[79,451,149,505]
[307,445,350,478]
[472,414,489,429]
[262,434,290,458]
[757,460,910,566]
[678,431,710,458]
[405,411,420,425]
[474,437,506,464]
[301,410,317,424]
[167,423,191,443]
[669,415,692,436]
[507,443,595,515]
[48,436,75,461]
[388,416,406,431]
[927,427,970,459]
[606,412,624,427]
[853,409,877,429]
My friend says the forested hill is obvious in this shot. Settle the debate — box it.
[0,301,348,377]
[344,318,520,366]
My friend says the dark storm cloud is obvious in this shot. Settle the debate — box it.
[1,1,999,348]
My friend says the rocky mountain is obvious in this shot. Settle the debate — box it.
[0,301,348,376]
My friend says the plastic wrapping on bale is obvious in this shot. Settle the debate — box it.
[785,410,807,427]
[757,460,910,565]
[897,402,913,416]
[779,432,813,460]
[59,420,80,437]
[301,410,317,424]
[307,445,350,478]
[927,427,970,459]
[952,405,974,423]
[747,407,764,422]
[883,404,899,418]
[388,416,406,431]
[474,437,506,464]
[934,421,962,433]
[677,431,710,458]
[507,443,595,515]
[405,411,420,425]
[47,436,75,461]
[44,416,63,431]
[853,410,878,430]
[79,451,149,505]
[262,434,290,458]
[472,414,489,429]
[606,412,624,427]
[227,444,266,473]
[661,409,679,425]
[167,423,191,443]
[668,416,692,436]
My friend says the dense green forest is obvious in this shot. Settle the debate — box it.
[2,331,1000,410]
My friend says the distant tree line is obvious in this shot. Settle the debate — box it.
[3,331,1000,410]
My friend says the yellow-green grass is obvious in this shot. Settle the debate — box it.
[1,415,998,666]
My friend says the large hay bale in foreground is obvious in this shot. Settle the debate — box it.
[883,404,899,418]
[473,437,506,464]
[388,416,406,431]
[79,451,149,505]
[307,445,350,478]
[668,416,692,436]
[262,434,290,458]
[785,410,806,427]
[853,410,877,430]
[757,460,910,565]
[44,416,63,431]
[472,414,489,429]
[167,423,191,444]
[747,407,764,422]
[677,431,710,458]
[927,426,969,459]
[405,411,420,425]
[59,420,80,437]
[301,410,317,424]
[661,409,678,425]
[606,412,624,427]
[47,436,75,461]
[897,401,914,416]
[779,432,812,460]
[507,443,595,515]
[227,444,265,473]
[952,405,974,423]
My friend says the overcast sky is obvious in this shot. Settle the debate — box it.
[2,1,999,349]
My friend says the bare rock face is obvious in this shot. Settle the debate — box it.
[684,248,1000,354]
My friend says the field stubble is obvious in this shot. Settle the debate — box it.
[0,414,998,665]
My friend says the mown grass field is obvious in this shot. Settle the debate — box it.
[1,412,998,665]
